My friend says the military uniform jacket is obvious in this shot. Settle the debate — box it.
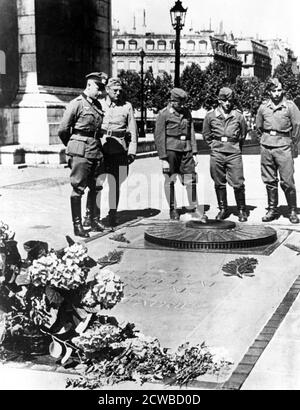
[58,94,104,159]
[99,97,137,156]
[154,104,197,160]
[202,107,247,154]
[256,98,300,147]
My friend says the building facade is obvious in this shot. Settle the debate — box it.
[112,29,242,82]
[235,39,272,81]
[262,39,299,74]
[0,0,112,164]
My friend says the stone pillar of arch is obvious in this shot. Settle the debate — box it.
[0,0,112,165]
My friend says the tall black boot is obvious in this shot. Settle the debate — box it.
[90,190,105,232]
[262,186,280,222]
[83,192,92,230]
[234,186,248,222]
[71,196,89,238]
[169,181,179,220]
[215,187,230,220]
[284,188,299,224]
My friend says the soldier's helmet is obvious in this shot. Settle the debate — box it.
[170,88,188,102]
[86,72,108,88]
[267,77,283,91]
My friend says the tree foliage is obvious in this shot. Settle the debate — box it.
[180,63,206,110]
[233,76,267,116]
[273,62,300,100]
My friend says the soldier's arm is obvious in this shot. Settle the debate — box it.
[288,101,300,144]
[202,114,213,146]
[126,103,137,156]
[154,110,168,160]
[240,114,248,145]
[190,117,198,155]
[58,100,79,146]
[255,106,264,140]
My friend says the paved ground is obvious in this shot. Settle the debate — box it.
[1,152,300,390]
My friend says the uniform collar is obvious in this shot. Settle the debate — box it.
[105,96,117,108]
[215,107,235,118]
[168,104,181,116]
[267,97,288,109]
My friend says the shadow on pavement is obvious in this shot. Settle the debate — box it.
[101,208,161,227]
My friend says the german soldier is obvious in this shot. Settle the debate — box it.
[58,72,108,237]
[256,77,300,224]
[154,88,207,222]
[85,77,137,228]
[203,87,248,222]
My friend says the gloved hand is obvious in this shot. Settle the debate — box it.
[128,154,136,165]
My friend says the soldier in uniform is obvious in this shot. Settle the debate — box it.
[85,77,137,228]
[154,88,207,222]
[256,77,300,224]
[58,72,108,237]
[202,87,248,222]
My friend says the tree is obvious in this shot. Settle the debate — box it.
[151,71,173,113]
[202,62,231,109]
[118,69,141,109]
[180,63,206,110]
[233,76,267,116]
[273,62,300,101]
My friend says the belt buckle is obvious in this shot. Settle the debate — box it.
[270,130,276,136]
[180,135,186,141]
[107,129,112,137]
[221,137,228,142]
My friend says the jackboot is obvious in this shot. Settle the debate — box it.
[284,188,300,224]
[262,187,280,222]
[186,183,208,223]
[168,181,180,220]
[71,196,89,238]
[83,191,105,232]
[234,187,248,222]
[215,187,230,220]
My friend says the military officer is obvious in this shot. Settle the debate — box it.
[202,87,248,222]
[58,72,108,237]
[256,77,300,224]
[85,77,137,228]
[154,87,207,222]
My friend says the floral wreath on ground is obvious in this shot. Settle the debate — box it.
[0,221,233,388]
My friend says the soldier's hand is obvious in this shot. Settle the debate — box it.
[193,154,198,167]
[128,154,136,165]
[161,160,170,174]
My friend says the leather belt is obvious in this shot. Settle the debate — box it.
[73,129,96,138]
[263,129,290,137]
[166,134,190,141]
[101,129,130,138]
[214,136,237,143]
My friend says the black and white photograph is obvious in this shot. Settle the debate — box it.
[1,0,300,394]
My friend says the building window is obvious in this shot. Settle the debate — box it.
[146,40,155,50]
[129,60,137,71]
[187,40,195,51]
[199,41,207,51]
[170,40,175,50]
[158,60,165,73]
[158,40,166,50]
[146,60,153,70]
[117,60,125,74]
[244,54,249,63]
[116,40,125,50]
[129,40,138,50]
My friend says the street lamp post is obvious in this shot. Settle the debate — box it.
[170,0,187,87]
[139,48,146,138]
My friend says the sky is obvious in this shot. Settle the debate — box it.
[112,0,300,58]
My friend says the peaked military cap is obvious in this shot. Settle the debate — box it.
[267,77,283,91]
[170,88,188,102]
[218,87,234,99]
[86,72,108,87]
[107,77,122,87]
